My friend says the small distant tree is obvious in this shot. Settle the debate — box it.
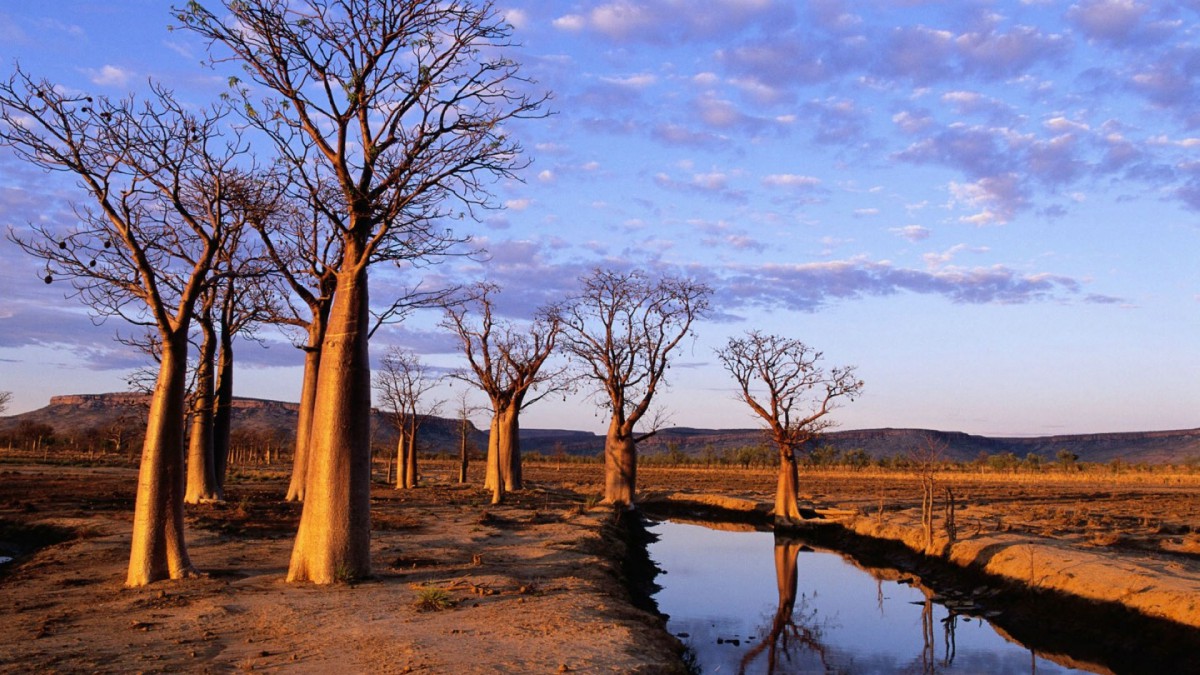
[843,448,871,470]
[442,283,563,504]
[0,391,11,414]
[375,347,442,489]
[452,392,480,484]
[717,331,863,525]
[1056,449,1080,471]
[910,437,947,553]
[556,268,711,506]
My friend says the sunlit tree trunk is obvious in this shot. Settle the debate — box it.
[404,428,418,489]
[604,418,637,506]
[398,429,412,487]
[497,405,521,491]
[185,316,221,504]
[395,426,418,489]
[127,334,197,586]
[774,443,803,524]
[286,318,325,502]
[287,265,371,584]
[486,414,504,504]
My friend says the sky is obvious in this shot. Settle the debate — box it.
[0,1,1197,437]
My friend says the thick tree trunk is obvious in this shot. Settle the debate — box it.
[404,429,418,489]
[485,415,504,504]
[287,266,372,584]
[484,413,500,490]
[286,320,324,502]
[398,429,412,487]
[127,334,197,586]
[604,419,637,506]
[497,406,521,491]
[212,325,234,492]
[184,325,220,503]
[774,444,803,524]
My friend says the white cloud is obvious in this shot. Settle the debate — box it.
[504,9,529,29]
[552,14,585,31]
[86,65,132,87]
[891,225,932,241]
[762,174,821,189]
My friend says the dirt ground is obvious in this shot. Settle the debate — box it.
[1,457,1198,673]
[0,460,682,674]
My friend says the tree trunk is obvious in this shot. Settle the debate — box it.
[485,415,504,504]
[484,413,500,491]
[458,420,469,484]
[404,428,418,489]
[286,319,324,502]
[774,444,803,524]
[184,337,221,503]
[394,431,406,489]
[127,333,197,586]
[212,321,234,493]
[604,419,637,506]
[497,406,521,491]
[287,266,372,584]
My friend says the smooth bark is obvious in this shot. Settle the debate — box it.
[287,266,372,584]
[127,336,197,586]
[185,312,222,504]
[286,319,325,502]
[212,291,238,492]
[774,450,803,524]
[604,421,638,507]
[484,404,522,493]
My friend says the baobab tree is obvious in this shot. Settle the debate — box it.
[255,178,341,503]
[374,346,442,489]
[716,331,863,525]
[1,71,252,586]
[452,391,480,484]
[179,0,545,583]
[556,269,711,506]
[442,283,562,504]
[185,288,222,503]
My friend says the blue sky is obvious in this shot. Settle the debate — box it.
[0,1,1197,436]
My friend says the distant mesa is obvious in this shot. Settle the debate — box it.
[4,392,1199,465]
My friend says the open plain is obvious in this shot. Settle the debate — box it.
[1,454,1198,673]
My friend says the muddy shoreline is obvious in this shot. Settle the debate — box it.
[639,495,1200,675]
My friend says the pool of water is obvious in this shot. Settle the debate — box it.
[647,519,1095,674]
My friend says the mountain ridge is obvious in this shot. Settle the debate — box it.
[1,392,1197,464]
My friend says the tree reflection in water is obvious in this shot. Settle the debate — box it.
[738,534,833,674]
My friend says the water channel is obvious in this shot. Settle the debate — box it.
[647,519,1096,674]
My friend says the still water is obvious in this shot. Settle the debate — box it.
[647,520,1094,674]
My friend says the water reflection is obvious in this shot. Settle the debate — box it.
[648,520,1095,674]
[738,536,831,673]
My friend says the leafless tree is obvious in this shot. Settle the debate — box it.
[1,69,253,586]
[185,287,223,503]
[374,346,442,488]
[716,331,863,525]
[555,269,711,506]
[452,390,480,484]
[442,283,563,503]
[0,391,11,415]
[179,0,545,583]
